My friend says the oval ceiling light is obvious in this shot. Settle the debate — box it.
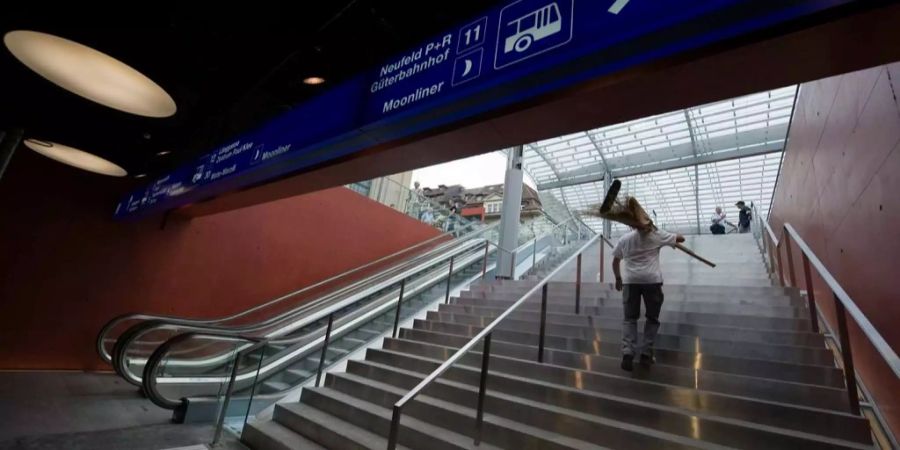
[4,30,177,118]
[24,139,128,177]
[303,76,326,85]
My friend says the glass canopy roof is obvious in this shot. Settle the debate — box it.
[518,85,796,234]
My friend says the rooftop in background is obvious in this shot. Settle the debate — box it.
[518,85,797,234]
[422,183,541,211]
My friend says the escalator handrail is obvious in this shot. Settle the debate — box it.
[113,237,491,385]
[142,331,263,409]
[140,219,586,406]
[141,243,494,408]
[97,220,493,363]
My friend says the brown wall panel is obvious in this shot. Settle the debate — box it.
[0,150,441,370]
[770,62,900,435]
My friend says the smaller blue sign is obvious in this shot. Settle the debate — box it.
[457,16,489,55]
[452,48,484,86]
[495,0,574,69]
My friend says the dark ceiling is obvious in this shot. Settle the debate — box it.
[0,1,503,177]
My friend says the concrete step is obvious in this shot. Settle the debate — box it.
[416,316,835,366]
[400,326,845,388]
[346,351,869,447]
[242,419,326,450]
[324,371,698,449]
[436,303,823,347]
[380,337,853,412]
[449,297,813,332]
[271,401,411,450]
[456,294,810,319]
[472,281,796,297]
[461,287,804,306]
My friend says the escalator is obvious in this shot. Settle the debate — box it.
[98,218,593,424]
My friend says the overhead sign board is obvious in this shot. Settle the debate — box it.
[116,0,858,218]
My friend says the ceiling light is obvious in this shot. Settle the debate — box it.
[156,150,171,156]
[303,76,326,85]
[134,173,147,178]
[4,30,177,118]
[24,139,127,177]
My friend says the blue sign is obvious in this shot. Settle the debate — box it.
[116,0,858,218]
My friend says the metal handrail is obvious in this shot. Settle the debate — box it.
[115,237,490,385]
[752,206,900,418]
[783,223,900,378]
[97,220,489,363]
[142,218,584,415]
[140,243,494,410]
[386,233,602,448]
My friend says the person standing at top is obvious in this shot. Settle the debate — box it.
[612,226,685,371]
[735,201,752,233]
[408,181,425,219]
[446,206,459,236]
[420,207,435,226]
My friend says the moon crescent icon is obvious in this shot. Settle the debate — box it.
[462,59,473,77]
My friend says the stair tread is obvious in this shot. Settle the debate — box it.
[400,325,845,387]
[332,371,714,450]
[341,360,870,448]
[276,401,412,450]
[298,387,504,450]
[361,344,869,443]
[243,419,326,450]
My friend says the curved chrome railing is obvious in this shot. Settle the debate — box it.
[141,218,590,415]
[112,231,494,385]
[97,220,493,365]
[142,239,498,410]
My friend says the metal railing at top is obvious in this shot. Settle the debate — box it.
[750,206,900,419]
[386,232,609,449]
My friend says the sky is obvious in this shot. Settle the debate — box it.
[410,151,537,190]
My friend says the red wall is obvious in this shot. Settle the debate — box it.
[0,150,440,370]
[770,62,900,435]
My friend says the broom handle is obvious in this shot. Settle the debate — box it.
[674,243,717,268]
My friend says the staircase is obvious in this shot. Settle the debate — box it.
[242,234,873,449]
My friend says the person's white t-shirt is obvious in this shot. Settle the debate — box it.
[710,212,726,225]
[612,229,677,284]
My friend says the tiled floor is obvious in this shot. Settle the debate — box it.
[0,371,244,450]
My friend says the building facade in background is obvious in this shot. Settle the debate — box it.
[421,183,543,223]
[347,172,414,213]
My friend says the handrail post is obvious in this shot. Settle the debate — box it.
[775,240,785,286]
[599,235,605,283]
[445,256,455,304]
[783,226,797,287]
[482,242,490,280]
[510,251,517,280]
[538,284,548,363]
[315,314,334,387]
[474,333,492,445]
[833,294,861,415]
[532,239,538,269]
[766,233,776,276]
[392,280,406,338]
[211,345,243,446]
[387,405,402,450]
[801,254,820,333]
[575,253,582,314]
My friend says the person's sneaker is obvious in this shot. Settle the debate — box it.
[639,354,655,366]
[621,354,634,372]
